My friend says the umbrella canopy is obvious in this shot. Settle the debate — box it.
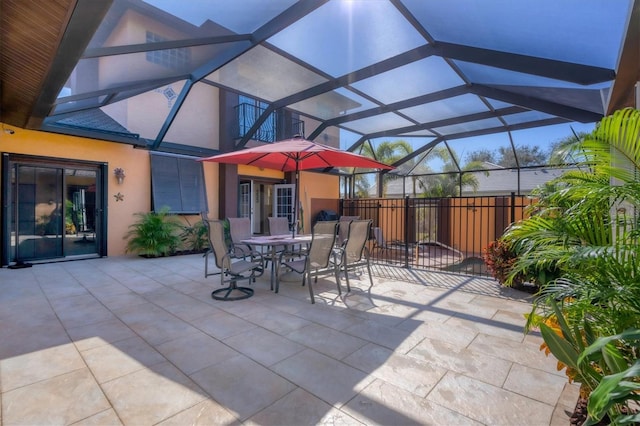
[199,137,394,172]
[199,137,394,236]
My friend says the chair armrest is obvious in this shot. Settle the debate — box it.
[228,244,263,263]
[231,243,252,257]
[278,247,307,262]
[331,246,345,266]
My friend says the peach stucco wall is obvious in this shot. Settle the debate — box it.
[298,171,339,233]
[238,164,284,180]
[0,124,218,256]
[236,164,339,234]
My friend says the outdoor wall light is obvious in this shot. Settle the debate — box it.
[114,167,126,184]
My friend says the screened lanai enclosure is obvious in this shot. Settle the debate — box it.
[10,0,635,160]
[1,0,638,273]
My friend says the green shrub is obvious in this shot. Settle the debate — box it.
[180,220,209,253]
[124,207,182,257]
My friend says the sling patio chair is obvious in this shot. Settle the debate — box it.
[268,216,290,235]
[203,219,264,301]
[336,219,374,291]
[227,217,253,257]
[275,220,340,304]
[270,216,306,257]
[337,215,360,246]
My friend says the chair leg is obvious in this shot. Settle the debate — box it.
[342,264,350,292]
[306,270,315,304]
[365,252,374,288]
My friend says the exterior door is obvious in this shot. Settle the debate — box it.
[239,182,251,220]
[2,155,106,265]
[273,184,295,227]
[240,181,281,235]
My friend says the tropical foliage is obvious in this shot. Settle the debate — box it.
[356,141,485,197]
[416,147,486,197]
[356,139,414,197]
[179,219,209,253]
[497,108,640,424]
[466,144,548,167]
[483,239,532,289]
[124,207,182,257]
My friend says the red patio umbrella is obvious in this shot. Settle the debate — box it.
[199,136,394,236]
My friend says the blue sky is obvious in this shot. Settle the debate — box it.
[340,120,596,170]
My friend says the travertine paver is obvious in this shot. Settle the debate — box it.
[246,387,359,426]
[0,254,573,425]
[101,361,207,425]
[343,343,447,397]
[223,326,306,366]
[343,379,482,425]
[190,354,297,421]
[2,368,110,425]
[407,336,514,387]
[427,372,555,425]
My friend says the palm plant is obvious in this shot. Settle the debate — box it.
[500,108,640,423]
[124,207,182,257]
[418,147,486,197]
[357,139,413,197]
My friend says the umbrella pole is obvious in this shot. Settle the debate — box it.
[292,163,299,237]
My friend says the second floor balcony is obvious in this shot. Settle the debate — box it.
[234,102,304,143]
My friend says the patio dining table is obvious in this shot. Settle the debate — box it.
[241,234,312,290]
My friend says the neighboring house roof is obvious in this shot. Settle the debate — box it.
[53,109,141,140]
[373,165,571,197]
[460,167,567,196]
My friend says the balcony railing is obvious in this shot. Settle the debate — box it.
[234,103,304,142]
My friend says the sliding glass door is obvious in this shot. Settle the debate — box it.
[14,165,65,259]
[3,155,106,265]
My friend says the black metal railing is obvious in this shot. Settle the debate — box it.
[340,193,534,277]
[234,103,304,142]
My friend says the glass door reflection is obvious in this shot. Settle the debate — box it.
[65,168,97,256]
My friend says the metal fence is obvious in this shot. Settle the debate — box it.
[339,193,534,277]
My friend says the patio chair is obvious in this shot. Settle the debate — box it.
[268,216,290,235]
[203,219,264,301]
[336,219,374,291]
[372,226,390,252]
[267,215,294,264]
[338,215,359,246]
[276,221,340,304]
[228,217,255,257]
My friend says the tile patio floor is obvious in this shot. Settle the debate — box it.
[0,254,579,425]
